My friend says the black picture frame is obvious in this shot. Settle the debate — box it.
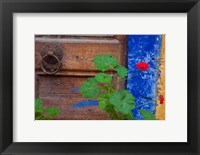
[0,0,200,154]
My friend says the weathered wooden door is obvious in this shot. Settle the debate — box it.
[35,35,127,120]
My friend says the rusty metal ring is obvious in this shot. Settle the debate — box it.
[41,54,61,75]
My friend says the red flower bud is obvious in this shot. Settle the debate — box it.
[159,95,164,104]
[136,62,149,71]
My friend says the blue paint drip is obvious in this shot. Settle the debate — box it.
[127,35,162,120]
[72,100,99,108]
[70,88,80,93]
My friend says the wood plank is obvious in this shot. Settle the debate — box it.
[35,42,123,71]
[41,97,110,120]
[35,37,120,44]
[38,76,110,120]
[38,76,85,96]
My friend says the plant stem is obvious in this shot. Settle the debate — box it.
[36,114,43,120]
[134,103,149,109]
[127,71,141,79]
[134,100,156,109]
[114,71,140,86]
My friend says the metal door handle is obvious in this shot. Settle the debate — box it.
[40,44,63,74]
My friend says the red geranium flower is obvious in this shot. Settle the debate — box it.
[159,95,164,104]
[136,62,149,71]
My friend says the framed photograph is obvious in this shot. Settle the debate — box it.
[0,0,200,154]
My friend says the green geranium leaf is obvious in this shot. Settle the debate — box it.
[93,54,119,71]
[114,65,128,78]
[125,112,135,120]
[109,89,135,114]
[35,98,43,112]
[98,94,109,110]
[140,110,156,120]
[44,108,61,116]
[80,78,101,98]
[95,73,112,83]
[43,116,53,120]
[35,112,43,119]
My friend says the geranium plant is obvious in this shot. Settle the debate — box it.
[80,54,156,120]
[35,98,61,120]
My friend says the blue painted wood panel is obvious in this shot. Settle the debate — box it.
[127,35,162,119]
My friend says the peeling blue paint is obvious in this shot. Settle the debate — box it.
[72,100,99,108]
[70,88,80,93]
[127,35,162,119]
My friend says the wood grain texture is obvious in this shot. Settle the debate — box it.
[35,36,125,71]
[35,35,127,120]
[37,76,110,120]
